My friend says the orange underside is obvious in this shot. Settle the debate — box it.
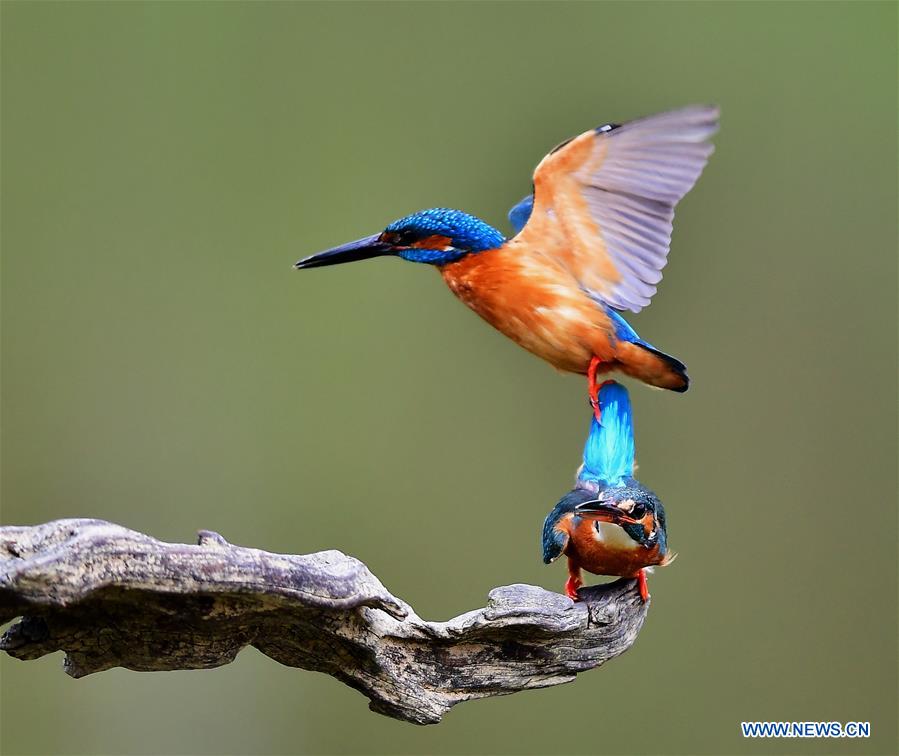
[560,515,664,578]
[440,250,683,389]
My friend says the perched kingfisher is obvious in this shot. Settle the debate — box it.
[542,381,674,602]
[295,106,719,419]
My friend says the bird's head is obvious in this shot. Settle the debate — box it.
[574,483,668,551]
[294,208,505,270]
[541,483,668,563]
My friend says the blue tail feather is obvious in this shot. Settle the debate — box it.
[633,341,689,391]
[605,306,689,392]
[578,382,635,487]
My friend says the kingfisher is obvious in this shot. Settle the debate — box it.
[295,105,718,418]
[542,381,674,602]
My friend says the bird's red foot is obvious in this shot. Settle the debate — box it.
[565,575,583,601]
[587,357,614,423]
[637,569,650,602]
[588,357,601,420]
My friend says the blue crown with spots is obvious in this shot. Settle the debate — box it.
[386,208,505,254]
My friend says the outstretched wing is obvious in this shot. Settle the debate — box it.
[513,105,719,313]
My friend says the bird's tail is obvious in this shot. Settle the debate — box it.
[616,341,689,392]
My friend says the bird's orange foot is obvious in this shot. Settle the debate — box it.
[637,569,650,602]
[565,575,582,601]
[587,357,614,423]
[587,357,601,421]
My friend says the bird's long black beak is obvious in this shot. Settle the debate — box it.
[575,501,637,525]
[294,234,394,270]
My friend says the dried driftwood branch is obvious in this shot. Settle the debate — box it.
[0,519,649,724]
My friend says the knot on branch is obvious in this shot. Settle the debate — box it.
[1,518,648,724]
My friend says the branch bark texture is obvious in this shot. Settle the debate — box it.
[0,519,648,724]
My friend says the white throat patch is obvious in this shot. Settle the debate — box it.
[592,520,639,550]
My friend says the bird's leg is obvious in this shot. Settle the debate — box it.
[637,569,650,602]
[587,357,613,422]
[565,558,583,601]
[587,357,601,420]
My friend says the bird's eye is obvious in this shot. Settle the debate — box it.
[395,230,419,246]
[629,503,647,519]
[382,230,412,246]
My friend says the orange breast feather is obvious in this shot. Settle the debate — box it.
[566,516,663,578]
[440,245,616,374]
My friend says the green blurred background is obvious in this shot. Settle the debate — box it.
[1,2,896,754]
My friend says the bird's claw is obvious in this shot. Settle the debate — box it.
[587,358,616,423]
[637,569,650,602]
[589,395,602,423]
[587,357,602,422]
[565,575,582,602]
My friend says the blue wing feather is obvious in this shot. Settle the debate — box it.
[508,194,534,235]
[542,489,595,563]
[604,306,642,344]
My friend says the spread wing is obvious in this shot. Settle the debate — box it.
[513,105,719,313]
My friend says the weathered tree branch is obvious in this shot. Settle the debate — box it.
[0,518,648,724]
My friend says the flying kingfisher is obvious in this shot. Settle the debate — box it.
[542,381,674,602]
[295,105,718,418]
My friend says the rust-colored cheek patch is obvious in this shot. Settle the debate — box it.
[639,514,654,539]
[411,235,452,250]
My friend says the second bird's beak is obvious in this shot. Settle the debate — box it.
[294,234,394,270]
[576,501,637,525]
